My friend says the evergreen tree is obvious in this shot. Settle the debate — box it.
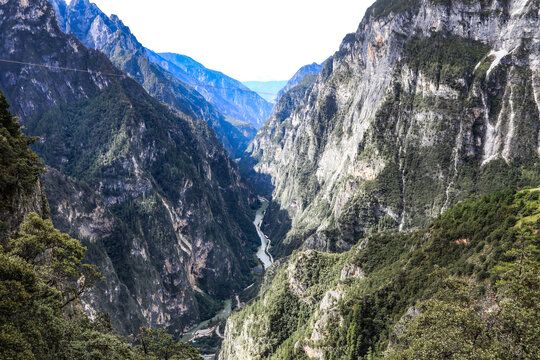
[384,245,540,359]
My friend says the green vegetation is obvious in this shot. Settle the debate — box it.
[367,0,420,19]
[326,189,540,359]
[0,92,203,358]
[0,93,43,195]
[385,245,539,359]
[195,291,224,322]
[0,213,203,360]
[0,92,44,238]
[403,32,490,86]
[223,188,540,359]
[134,328,202,360]
[24,78,259,333]
[368,0,500,18]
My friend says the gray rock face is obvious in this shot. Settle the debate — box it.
[51,0,255,157]
[40,167,144,329]
[240,73,318,196]
[246,0,540,255]
[218,248,354,360]
[0,0,259,336]
[0,0,116,120]
[48,0,66,31]
[275,62,324,102]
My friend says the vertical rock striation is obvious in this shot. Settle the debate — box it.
[245,0,540,255]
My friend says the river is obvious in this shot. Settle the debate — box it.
[254,197,273,269]
[181,299,232,343]
[181,197,274,358]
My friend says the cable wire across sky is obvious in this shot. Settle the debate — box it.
[0,58,280,97]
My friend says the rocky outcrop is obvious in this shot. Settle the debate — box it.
[0,0,259,336]
[246,0,540,255]
[219,248,353,360]
[40,167,149,332]
[52,0,255,157]
[0,0,117,120]
[240,74,318,197]
[0,177,49,241]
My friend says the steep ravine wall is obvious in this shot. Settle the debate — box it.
[246,0,540,255]
[0,0,260,336]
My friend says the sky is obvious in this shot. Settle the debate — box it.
[69,0,375,81]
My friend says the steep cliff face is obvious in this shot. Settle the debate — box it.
[275,61,324,102]
[246,0,540,255]
[52,0,254,157]
[0,0,259,335]
[0,0,116,120]
[241,74,319,197]
[150,51,274,130]
[40,167,148,331]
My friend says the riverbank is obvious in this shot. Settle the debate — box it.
[181,197,275,357]
[254,197,274,269]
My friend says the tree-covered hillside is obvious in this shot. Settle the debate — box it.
[0,91,203,359]
[0,0,261,335]
[220,188,540,359]
[0,212,203,360]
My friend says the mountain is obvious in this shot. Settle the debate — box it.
[275,61,324,102]
[0,0,260,337]
[149,51,274,129]
[245,0,540,257]
[0,87,204,360]
[49,0,254,157]
[220,188,540,359]
[242,80,288,103]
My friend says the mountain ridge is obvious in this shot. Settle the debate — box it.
[50,0,256,157]
[220,187,540,359]
[245,0,540,256]
[275,61,324,102]
[149,51,273,129]
[0,0,260,336]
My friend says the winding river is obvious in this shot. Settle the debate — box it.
[181,197,274,358]
[254,197,274,269]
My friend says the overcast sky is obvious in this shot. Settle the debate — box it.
[71,0,374,81]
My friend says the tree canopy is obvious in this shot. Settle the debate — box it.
[0,213,202,360]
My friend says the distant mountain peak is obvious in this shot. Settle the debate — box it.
[151,51,274,128]
[275,61,324,102]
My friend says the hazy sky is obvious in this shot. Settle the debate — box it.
[70,0,375,81]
